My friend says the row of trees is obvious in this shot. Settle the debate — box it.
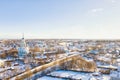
[62,56,97,72]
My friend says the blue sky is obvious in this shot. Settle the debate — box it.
[0,0,120,39]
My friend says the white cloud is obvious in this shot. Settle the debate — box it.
[88,8,104,16]
[104,0,117,3]
[91,8,104,13]
[111,0,116,3]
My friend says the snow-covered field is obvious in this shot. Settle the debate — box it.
[37,76,65,80]
[37,70,111,80]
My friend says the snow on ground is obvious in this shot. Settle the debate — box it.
[37,76,65,80]
[47,70,91,80]
[45,70,111,80]
[71,74,90,80]
[0,64,28,79]
[97,65,117,70]
[117,59,120,62]
[47,70,78,78]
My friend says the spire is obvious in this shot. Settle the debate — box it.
[20,33,26,47]
[22,33,24,39]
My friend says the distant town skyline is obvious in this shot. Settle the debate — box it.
[0,0,120,39]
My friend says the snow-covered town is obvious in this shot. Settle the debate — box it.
[1,0,120,80]
[0,36,120,80]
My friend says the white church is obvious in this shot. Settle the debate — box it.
[18,34,29,58]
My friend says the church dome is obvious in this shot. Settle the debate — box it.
[18,47,29,57]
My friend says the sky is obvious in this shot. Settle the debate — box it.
[0,0,120,39]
